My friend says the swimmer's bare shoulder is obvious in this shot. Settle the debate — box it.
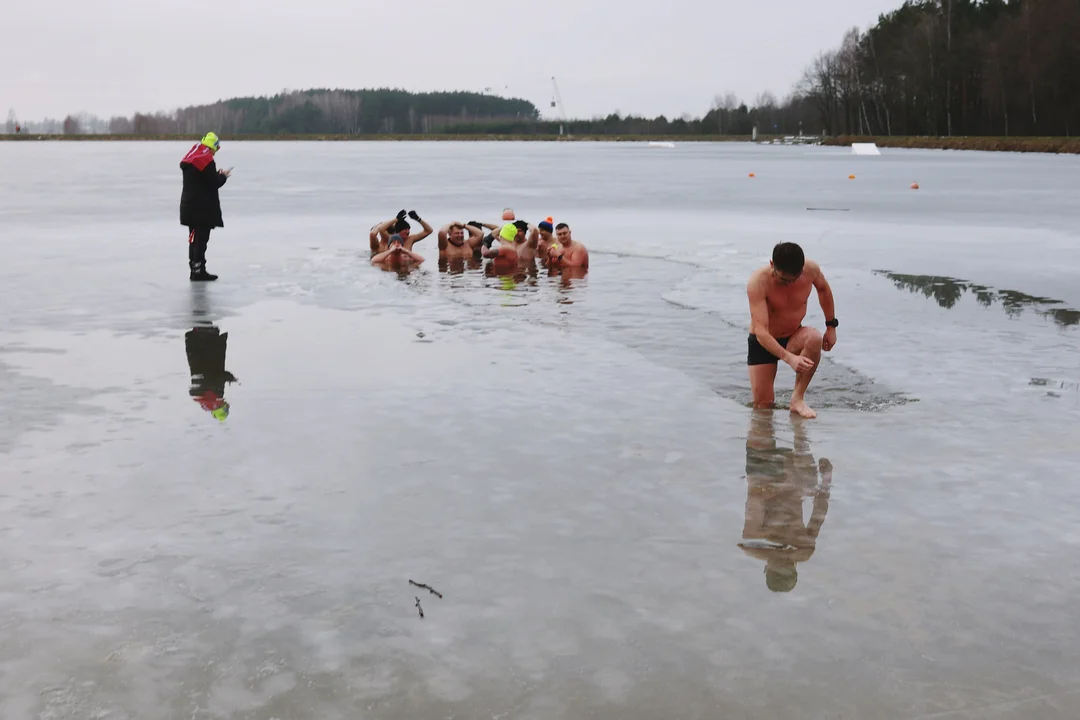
[747,266,770,295]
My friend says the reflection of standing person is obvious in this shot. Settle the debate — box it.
[180,132,230,281]
[739,411,832,593]
[185,326,237,422]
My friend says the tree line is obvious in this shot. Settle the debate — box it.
[10,90,819,139]
[107,88,542,135]
[797,0,1079,137]
[6,1,1075,139]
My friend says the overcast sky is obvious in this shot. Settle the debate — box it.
[3,0,899,122]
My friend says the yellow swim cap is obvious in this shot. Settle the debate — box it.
[201,132,220,151]
[499,223,518,242]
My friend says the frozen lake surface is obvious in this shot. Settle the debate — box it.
[1,140,1079,719]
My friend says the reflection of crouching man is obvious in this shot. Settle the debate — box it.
[185,326,238,422]
[739,411,832,592]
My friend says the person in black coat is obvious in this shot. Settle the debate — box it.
[180,132,230,281]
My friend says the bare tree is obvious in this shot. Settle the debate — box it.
[710,92,740,133]
[108,116,133,133]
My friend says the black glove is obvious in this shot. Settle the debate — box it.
[408,210,421,221]
[467,221,483,229]
[396,209,408,221]
[482,233,495,249]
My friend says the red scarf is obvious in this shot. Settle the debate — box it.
[181,143,215,171]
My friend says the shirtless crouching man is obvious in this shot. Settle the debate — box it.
[746,242,837,419]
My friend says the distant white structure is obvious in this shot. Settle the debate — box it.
[852,142,881,156]
[648,141,675,148]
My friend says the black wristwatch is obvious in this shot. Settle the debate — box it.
[825,318,839,328]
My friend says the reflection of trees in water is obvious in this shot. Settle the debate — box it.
[874,271,1078,328]
[1043,308,1080,327]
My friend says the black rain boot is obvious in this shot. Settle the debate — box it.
[190,262,218,282]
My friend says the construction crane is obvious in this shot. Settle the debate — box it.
[550,76,568,137]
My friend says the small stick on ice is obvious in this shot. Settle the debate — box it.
[409,579,443,599]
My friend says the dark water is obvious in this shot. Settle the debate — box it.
[1,141,1079,719]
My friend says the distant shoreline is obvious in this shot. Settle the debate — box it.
[0,133,760,143]
[3,133,1077,153]
[822,135,1080,155]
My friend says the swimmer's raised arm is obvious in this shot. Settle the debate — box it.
[437,221,458,251]
[371,246,402,264]
[400,247,425,264]
[407,210,433,244]
[369,218,395,251]
[481,239,501,259]
[526,225,540,249]
[465,223,484,250]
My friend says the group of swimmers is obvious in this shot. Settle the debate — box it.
[179,134,838,420]
[367,209,838,418]
[367,208,589,274]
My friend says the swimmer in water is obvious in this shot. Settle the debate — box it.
[437,221,485,260]
[529,218,558,256]
[369,209,432,253]
[546,222,589,268]
[481,222,523,272]
[746,242,837,419]
[371,233,425,270]
[506,220,540,263]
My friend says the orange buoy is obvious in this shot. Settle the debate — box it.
[749,172,755,178]
[501,208,515,221]
[848,174,856,180]
[910,182,920,190]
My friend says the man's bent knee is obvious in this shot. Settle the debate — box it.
[790,327,823,355]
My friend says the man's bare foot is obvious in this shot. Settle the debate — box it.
[790,399,817,419]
